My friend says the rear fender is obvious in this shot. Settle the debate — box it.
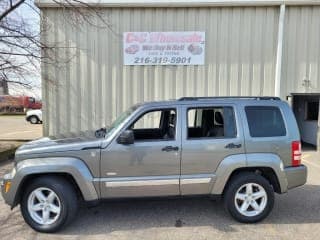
[211,153,288,194]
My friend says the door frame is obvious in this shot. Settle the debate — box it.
[99,104,183,198]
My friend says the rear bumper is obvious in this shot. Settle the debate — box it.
[284,165,307,190]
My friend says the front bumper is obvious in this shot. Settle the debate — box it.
[0,169,17,207]
[284,164,307,190]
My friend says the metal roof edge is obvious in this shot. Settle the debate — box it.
[34,0,320,8]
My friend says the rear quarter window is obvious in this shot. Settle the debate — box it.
[245,106,286,137]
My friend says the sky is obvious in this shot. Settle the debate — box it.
[8,0,41,99]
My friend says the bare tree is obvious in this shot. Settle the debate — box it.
[0,0,41,93]
[0,0,111,95]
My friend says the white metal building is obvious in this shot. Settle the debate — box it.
[36,0,320,148]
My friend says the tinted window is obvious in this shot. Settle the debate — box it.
[187,107,236,139]
[245,106,286,137]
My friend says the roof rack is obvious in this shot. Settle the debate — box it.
[178,96,281,101]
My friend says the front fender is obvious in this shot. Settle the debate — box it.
[6,157,99,207]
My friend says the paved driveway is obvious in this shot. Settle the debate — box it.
[0,152,319,240]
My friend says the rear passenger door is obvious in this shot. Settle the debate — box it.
[180,103,245,195]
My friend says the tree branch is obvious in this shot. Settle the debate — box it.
[0,0,25,22]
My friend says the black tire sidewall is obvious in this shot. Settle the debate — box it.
[20,177,78,233]
[30,116,38,124]
[224,173,275,223]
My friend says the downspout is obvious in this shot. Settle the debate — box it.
[318,96,320,151]
[275,4,286,97]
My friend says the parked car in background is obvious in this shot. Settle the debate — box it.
[0,95,42,114]
[0,96,307,233]
[26,109,42,124]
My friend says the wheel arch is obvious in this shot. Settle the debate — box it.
[222,167,282,194]
[8,157,99,208]
[27,115,39,122]
[211,153,288,195]
[13,173,83,208]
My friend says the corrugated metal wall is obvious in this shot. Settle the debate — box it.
[42,7,280,136]
[282,6,320,97]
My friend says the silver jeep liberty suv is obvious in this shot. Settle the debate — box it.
[1,96,307,232]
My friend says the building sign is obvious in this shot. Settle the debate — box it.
[123,32,205,65]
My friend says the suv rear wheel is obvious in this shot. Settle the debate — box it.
[223,173,274,223]
[20,176,79,233]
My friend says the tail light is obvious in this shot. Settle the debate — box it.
[292,141,301,167]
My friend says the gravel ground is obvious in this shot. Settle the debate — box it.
[0,151,319,240]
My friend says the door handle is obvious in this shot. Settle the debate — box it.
[225,143,242,149]
[162,146,179,152]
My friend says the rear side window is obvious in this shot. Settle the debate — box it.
[245,106,286,137]
[187,106,237,139]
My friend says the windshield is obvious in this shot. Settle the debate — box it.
[104,105,139,137]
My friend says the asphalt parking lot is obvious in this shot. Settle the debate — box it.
[0,150,319,240]
[0,115,42,140]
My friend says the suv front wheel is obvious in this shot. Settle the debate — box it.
[20,176,79,233]
[224,172,274,223]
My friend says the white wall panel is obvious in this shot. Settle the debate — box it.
[282,6,320,98]
[42,7,280,136]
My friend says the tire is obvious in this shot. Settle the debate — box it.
[9,107,17,113]
[20,176,79,233]
[223,172,274,223]
[29,116,39,124]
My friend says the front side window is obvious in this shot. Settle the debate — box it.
[187,107,236,139]
[130,109,176,141]
[245,106,286,137]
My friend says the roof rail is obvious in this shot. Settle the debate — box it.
[178,96,281,101]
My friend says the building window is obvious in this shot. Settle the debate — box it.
[245,106,286,137]
[305,101,319,121]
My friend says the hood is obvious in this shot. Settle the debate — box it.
[15,135,103,161]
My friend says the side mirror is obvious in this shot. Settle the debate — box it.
[117,130,134,145]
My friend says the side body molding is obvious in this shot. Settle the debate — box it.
[211,153,288,195]
[10,157,98,206]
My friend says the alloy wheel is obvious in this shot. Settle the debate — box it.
[27,187,61,225]
[234,183,268,217]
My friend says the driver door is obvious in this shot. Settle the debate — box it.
[100,106,181,198]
